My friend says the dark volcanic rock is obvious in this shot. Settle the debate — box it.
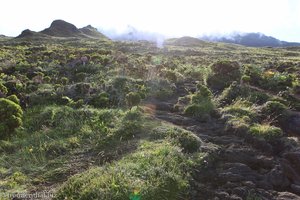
[267,165,290,189]
[280,158,300,184]
[283,152,300,172]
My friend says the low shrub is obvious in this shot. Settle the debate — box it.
[207,60,241,91]
[260,101,287,118]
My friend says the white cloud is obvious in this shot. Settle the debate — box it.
[0,0,299,41]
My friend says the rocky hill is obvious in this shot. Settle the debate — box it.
[16,19,108,40]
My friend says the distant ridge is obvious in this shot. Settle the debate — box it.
[200,32,300,47]
[16,19,108,40]
[165,36,210,47]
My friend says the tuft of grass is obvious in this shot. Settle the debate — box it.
[249,124,283,140]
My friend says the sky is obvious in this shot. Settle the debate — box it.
[1,0,300,42]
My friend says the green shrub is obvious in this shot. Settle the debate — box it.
[241,75,251,83]
[249,124,283,140]
[113,108,143,140]
[151,126,202,153]
[261,101,287,118]
[247,90,270,104]
[184,101,214,121]
[184,85,215,120]
[6,95,20,105]
[219,82,246,105]
[147,79,175,100]
[243,65,263,85]
[207,60,241,91]
[125,92,141,109]
[225,115,250,134]
[0,98,23,139]
[196,83,212,98]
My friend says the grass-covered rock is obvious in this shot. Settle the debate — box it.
[151,125,202,153]
[55,141,190,200]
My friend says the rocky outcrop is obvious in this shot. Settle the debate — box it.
[16,20,108,39]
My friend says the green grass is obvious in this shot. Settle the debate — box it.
[55,141,191,200]
[0,105,146,193]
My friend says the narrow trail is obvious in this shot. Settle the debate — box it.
[143,82,300,200]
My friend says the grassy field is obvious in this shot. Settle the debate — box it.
[0,36,300,199]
